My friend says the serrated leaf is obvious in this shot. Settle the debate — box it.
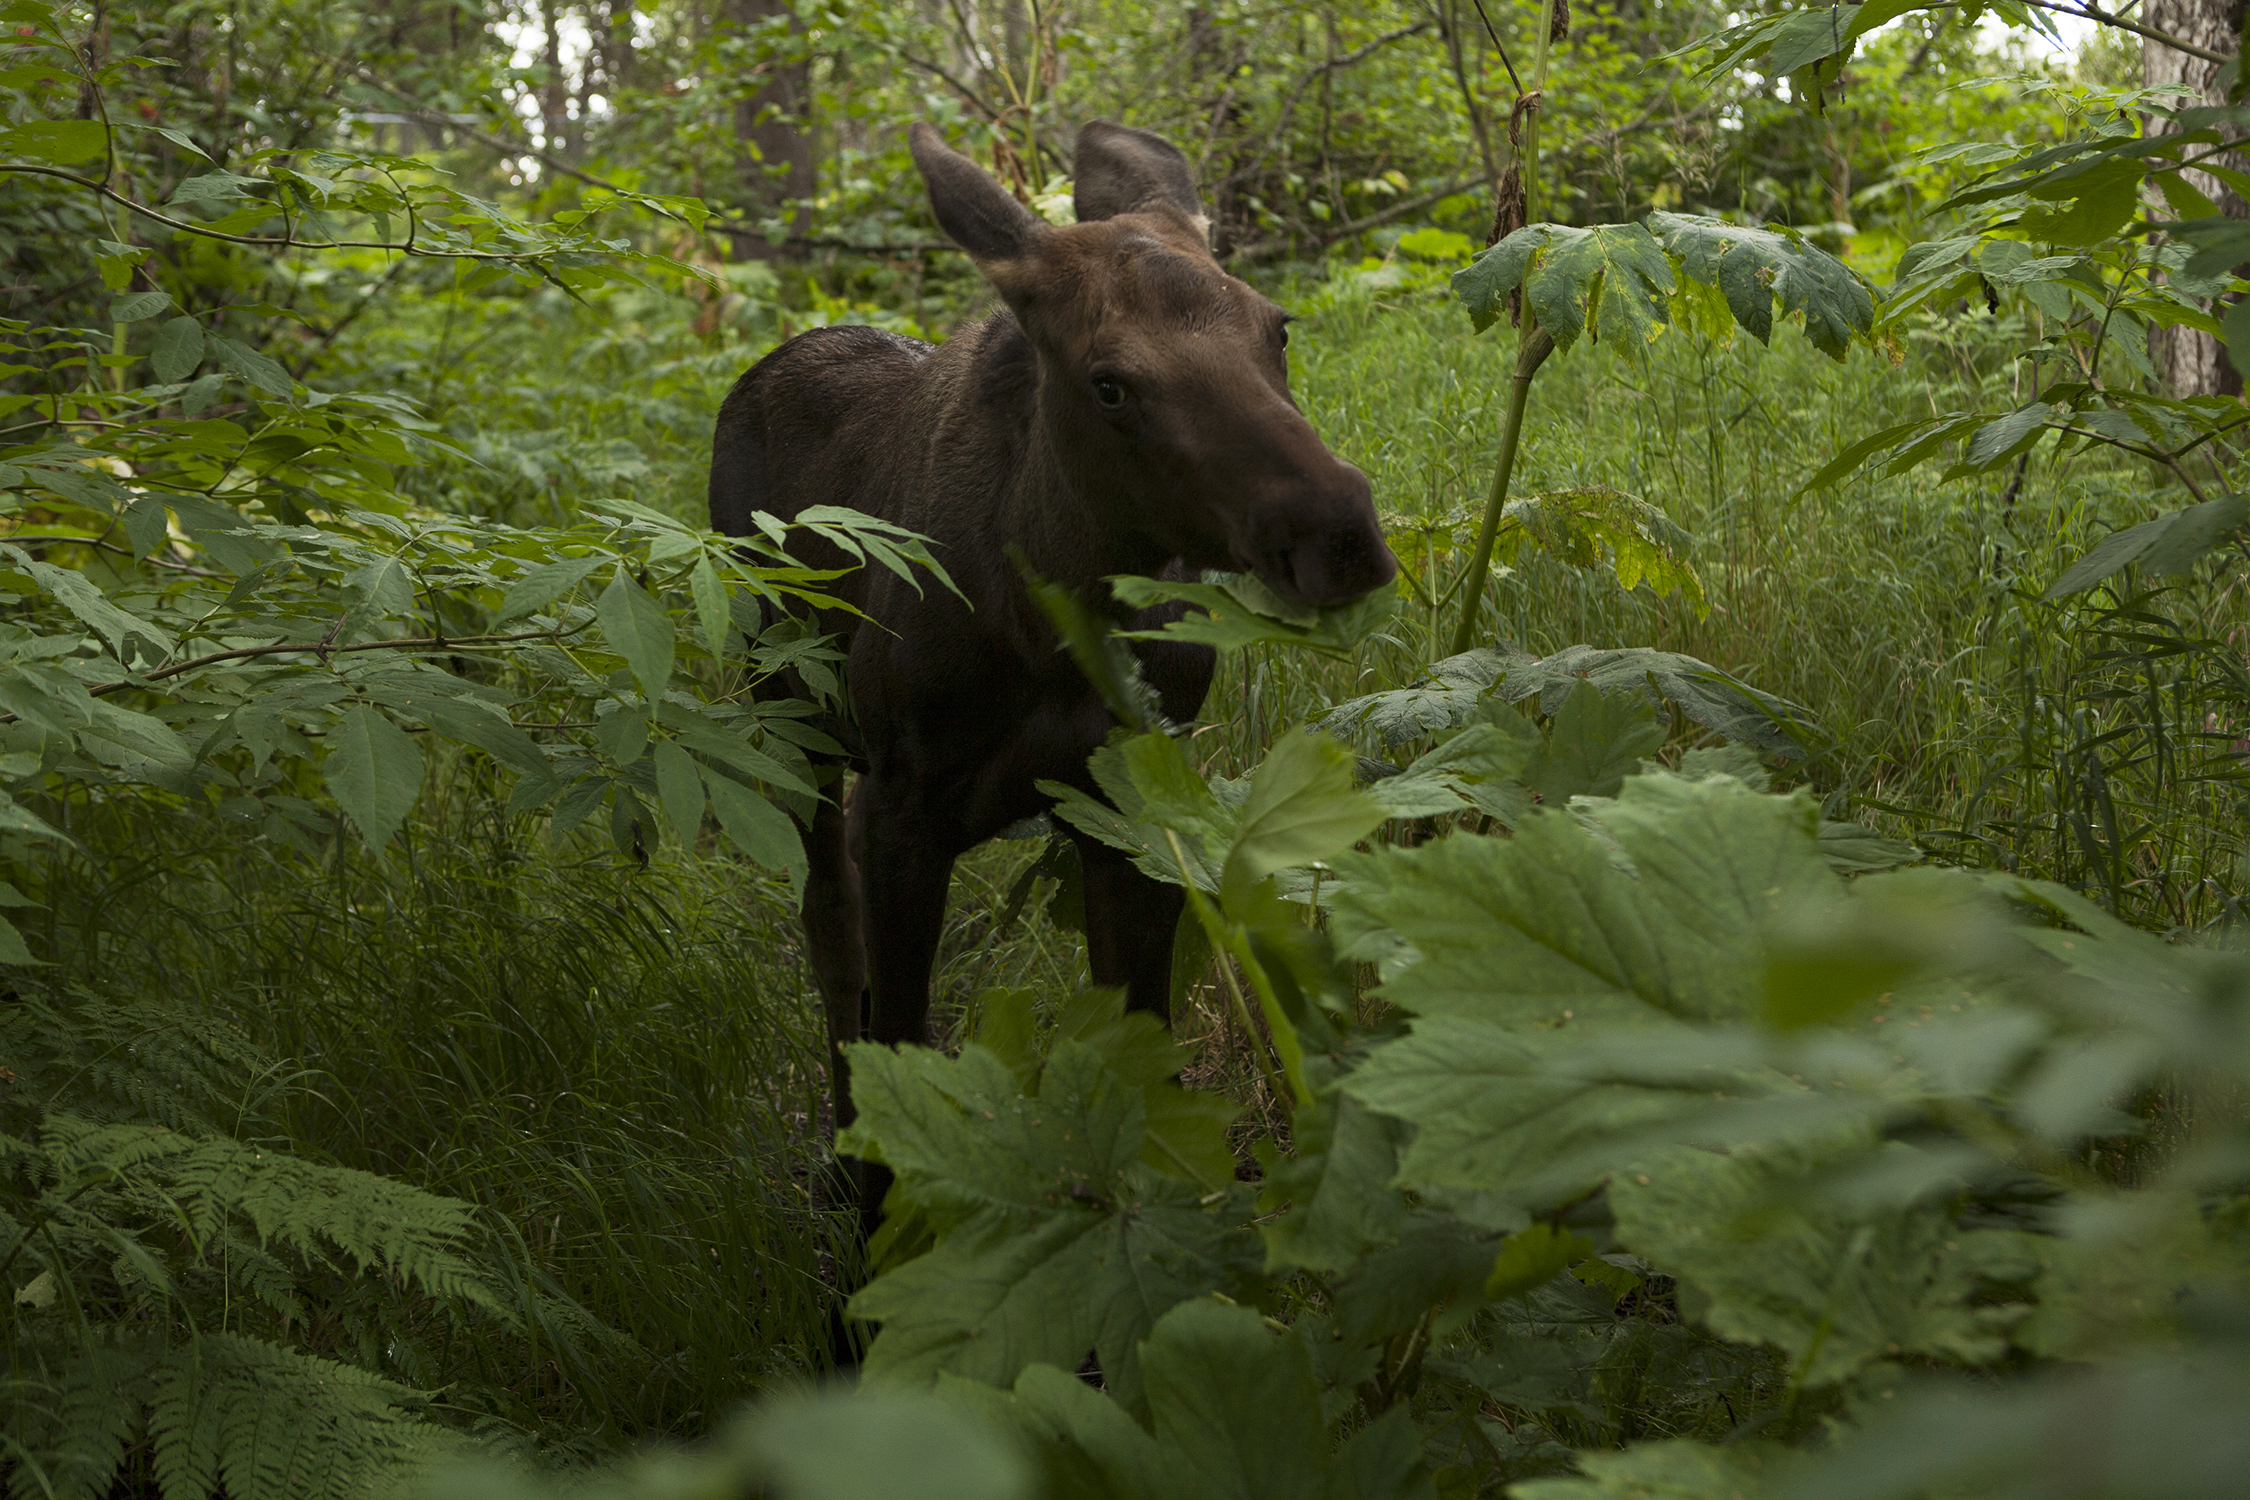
[122,497,170,559]
[691,554,731,657]
[495,553,604,623]
[322,705,424,850]
[1498,486,1707,613]
[653,740,705,846]
[1221,729,1383,912]
[1112,573,1399,657]
[204,334,294,397]
[597,567,676,697]
[150,316,205,383]
[1611,1141,2038,1386]
[1651,213,1874,358]
[701,763,806,890]
[1523,678,1665,804]
[1332,773,1836,1029]
[1256,1092,1410,1274]
[1136,1298,1330,1498]
[111,290,172,322]
[0,544,176,657]
[1454,222,1675,350]
[841,1042,1263,1410]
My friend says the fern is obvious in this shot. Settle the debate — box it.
[0,983,500,1500]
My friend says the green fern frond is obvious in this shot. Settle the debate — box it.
[147,1333,466,1500]
[13,1342,148,1500]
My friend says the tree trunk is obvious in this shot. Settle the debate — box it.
[2144,0,2246,396]
[732,0,815,260]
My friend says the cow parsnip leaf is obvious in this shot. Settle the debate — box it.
[1523,679,1665,804]
[1331,774,1835,1029]
[1321,644,1811,759]
[1223,730,1383,912]
[1111,572,1398,657]
[1610,1141,2040,1386]
[1650,213,1875,359]
[1255,1092,1411,1274]
[1453,222,1675,349]
[1512,1439,1791,1500]
[842,1042,1263,1409]
[1497,486,1708,614]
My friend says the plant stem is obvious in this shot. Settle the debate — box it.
[1450,322,1554,655]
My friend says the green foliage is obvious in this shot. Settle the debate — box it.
[2,983,483,1498]
[1453,217,1872,358]
[804,668,2250,1500]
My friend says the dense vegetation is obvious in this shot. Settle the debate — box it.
[2,0,2246,1496]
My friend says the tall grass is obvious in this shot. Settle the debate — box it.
[36,786,844,1449]
[1196,262,2248,932]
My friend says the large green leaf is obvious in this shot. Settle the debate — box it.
[701,765,806,889]
[842,1042,1263,1410]
[1453,222,1675,348]
[1610,1141,2039,1386]
[1255,1093,1410,1274]
[322,705,424,851]
[596,568,676,697]
[1111,573,1398,658]
[1496,487,1707,612]
[735,1388,1034,1500]
[979,1302,1433,1500]
[1321,645,1812,759]
[1222,730,1383,911]
[1522,678,1665,804]
[1651,213,1874,359]
[1331,774,1837,1028]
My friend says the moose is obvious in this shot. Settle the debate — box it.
[707,120,1396,1233]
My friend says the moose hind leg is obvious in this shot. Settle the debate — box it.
[1077,835,1187,1022]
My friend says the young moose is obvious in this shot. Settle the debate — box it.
[707,121,1395,1224]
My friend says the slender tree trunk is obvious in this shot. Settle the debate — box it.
[2144,0,2246,396]
[732,0,815,259]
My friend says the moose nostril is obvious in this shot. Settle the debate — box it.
[1289,524,1397,608]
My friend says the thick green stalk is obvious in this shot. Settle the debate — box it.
[1449,322,1553,656]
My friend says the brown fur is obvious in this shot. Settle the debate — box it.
[707,121,1395,1232]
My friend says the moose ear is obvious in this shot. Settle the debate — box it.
[910,122,1042,262]
[1072,120,1206,230]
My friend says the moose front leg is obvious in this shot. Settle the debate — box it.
[1076,835,1186,1021]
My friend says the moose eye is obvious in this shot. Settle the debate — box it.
[1091,375,1126,410]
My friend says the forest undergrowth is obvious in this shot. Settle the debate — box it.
[49,231,2225,1453]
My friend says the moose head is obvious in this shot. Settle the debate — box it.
[909,119,1398,609]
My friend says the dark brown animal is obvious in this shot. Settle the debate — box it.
[707,120,1395,1226]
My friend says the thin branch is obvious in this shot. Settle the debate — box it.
[0,164,564,262]
[352,80,690,217]
[2008,0,2233,64]
[83,626,575,698]
[899,51,1003,122]
[1241,21,1435,188]
[1229,176,1479,263]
